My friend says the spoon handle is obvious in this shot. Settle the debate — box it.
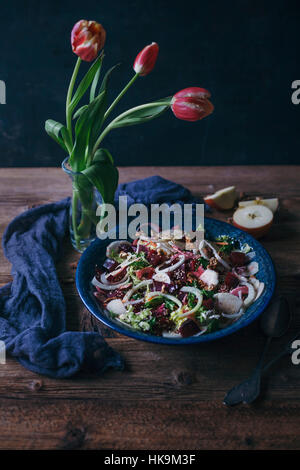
[223,336,273,406]
[263,331,300,372]
[255,336,273,372]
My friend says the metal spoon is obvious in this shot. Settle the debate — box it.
[223,296,291,406]
[262,329,300,372]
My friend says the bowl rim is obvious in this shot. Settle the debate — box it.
[75,217,276,345]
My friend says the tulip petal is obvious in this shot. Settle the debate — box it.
[133,42,159,76]
[71,19,106,62]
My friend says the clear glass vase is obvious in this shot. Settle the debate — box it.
[62,157,102,253]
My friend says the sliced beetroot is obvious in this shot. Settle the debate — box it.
[106,267,127,283]
[132,301,144,313]
[93,290,107,304]
[153,280,165,292]
[231,285,248,298]
[119,242,134,253]
[230,252,247,267]
[136,266,155,280]
[235,266,248,276]
[195,265,205,277]
[186,258,197,272]
[224,272,239,288]
[179,319,200,338]
[154,303,167,317]
[137,244,149,254]
[102,259,119,272]
[95,265,105,280]
[152,314,175,336]
[147,249,166,267]
[105,288,125,301]
[202,298,214,310]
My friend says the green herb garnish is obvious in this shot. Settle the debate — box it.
[200,289,215,299]
[164,299,176,311]
[206,318,220,333]
[197,257,209,269]
[215,235,239,254]
[187,292,197,309]
[144,296,164,308]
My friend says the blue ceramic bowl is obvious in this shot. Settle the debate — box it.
[76,218,276,345]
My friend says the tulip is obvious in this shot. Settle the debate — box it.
[71,20,106,62]
[171,87,214,121]
[133,42,159,76]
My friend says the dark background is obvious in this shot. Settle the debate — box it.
[1,0,300,167]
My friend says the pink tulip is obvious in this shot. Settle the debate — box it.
[71,20,106,62]
[171,87,214,122]
[133,42,159,76]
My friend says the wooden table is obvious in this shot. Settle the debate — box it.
[0,166,300,450]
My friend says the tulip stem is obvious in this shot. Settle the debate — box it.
[103,72,139,121]
[92,100,171,156]
[66,57,81,147]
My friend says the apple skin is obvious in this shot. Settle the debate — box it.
[232,219,273,239]
[204,186,237,210]
[204,197,222,210]
[238,198,279,213]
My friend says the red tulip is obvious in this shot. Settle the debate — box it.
[171,87,214,122]
[71,20,106,62]
[133,42,159,76]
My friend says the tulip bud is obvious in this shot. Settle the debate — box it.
[171,87,214,122]
[71,20,106,62]
[133,42,159,76]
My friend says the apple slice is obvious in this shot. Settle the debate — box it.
[238,198,278,213]
[204,186,238,210]
[232,205,273,238]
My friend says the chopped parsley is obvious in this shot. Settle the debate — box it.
[132,292,143,300]
[164,299,176,311]
[187,292,197,309]
[215,235,239,254]
[198,257,209,269]
[200,288,215,299]
[144,296,164,308]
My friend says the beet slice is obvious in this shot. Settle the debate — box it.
[179,319,200,338]
[229,252,247,267]
[224,272,239,288]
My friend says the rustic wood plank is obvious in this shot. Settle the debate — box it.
[0,398,300,450]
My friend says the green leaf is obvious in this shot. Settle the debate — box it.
[81,149,119,204]
[70,91,107,171]
[98,64,120,95]
[93,148,114,165]
[89,59,103,102]
[69,55,103,114]
[73,105,88,120]
[45,119,71,153]
[111,97,172,129]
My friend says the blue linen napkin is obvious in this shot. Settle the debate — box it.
[0,175,201,378]
[115,175,196,205]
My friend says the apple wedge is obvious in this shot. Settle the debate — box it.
[238,198,278,213]
[232,205,273,238]
[204,186,238,210]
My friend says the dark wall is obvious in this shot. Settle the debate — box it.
[1,0,300,167]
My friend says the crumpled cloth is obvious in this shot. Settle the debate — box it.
[0,175,202,378]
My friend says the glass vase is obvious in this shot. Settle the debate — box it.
[62,157,102,253]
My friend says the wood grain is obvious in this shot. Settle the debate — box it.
[0,166,300,450]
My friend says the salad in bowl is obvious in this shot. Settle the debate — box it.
[91,229,265,339]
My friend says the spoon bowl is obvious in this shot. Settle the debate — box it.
[224,295,291,406]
